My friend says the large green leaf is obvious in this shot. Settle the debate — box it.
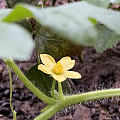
[3,1,120,52]
[83,0,110,8]
[94,24,120,53]
[26,64,72,96]
[0,22,34,60]
[3,3,97,46]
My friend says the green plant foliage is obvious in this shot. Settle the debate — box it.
[26,64,72,96]
[3,1,120,53]
[3,3,97,46]
[0,22,34,60]
[94,24,120,53]
[3,5,33,22]
[18,19,33,33]
[83,0,110,8]
[88,17,98,25]
[26,64,53,96]
[35,24,84,58]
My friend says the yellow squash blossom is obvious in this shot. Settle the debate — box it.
[38,54,81,82]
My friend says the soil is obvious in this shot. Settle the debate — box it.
[1,44,120,120]
[1,0,120,120]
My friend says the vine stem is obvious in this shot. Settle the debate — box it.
[51,79,56,99]
[58,82,64,100]
[4,59,55,104]
[35,88,120,120]
[7,65,17,120]
[42,0,46,8]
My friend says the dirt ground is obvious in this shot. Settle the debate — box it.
[0,44,120,120]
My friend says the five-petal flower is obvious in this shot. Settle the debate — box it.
[38,54,81,82]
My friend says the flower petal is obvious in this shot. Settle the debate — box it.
[64,71,81,79]
[40,54,56,68]
[52,74,67,82]
[59,57,75,70]
[38,64,52,75]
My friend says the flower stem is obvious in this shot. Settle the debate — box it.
[7,65,17,120]
[42,0,46,8]
[51,79,56,99]
[4,59,55,104]
[58,82,64,100]
[37,53,40,64]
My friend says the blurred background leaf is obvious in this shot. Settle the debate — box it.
[3,1,120,54]
[83,0,110,8]
[0,22,34,60]
[94,24,120,53]
[35,24,84,58]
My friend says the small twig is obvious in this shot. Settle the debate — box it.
[7,65,17,120]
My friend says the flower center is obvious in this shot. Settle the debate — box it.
[53,62,63,74]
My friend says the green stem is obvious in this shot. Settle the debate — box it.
[35,88,120,120]
[7,65,17,120]
[58,82,64,100]
[51,79,56,99]
[37,53,40,64]
[78,51,84,63]
[42,0,46,8]
[4,59,55,104]
[65,88,120,106]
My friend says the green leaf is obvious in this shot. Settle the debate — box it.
[35,25,84,58]
[26,64,72,96]
[24,3,97,46]
[88,17,98,25]
[25,1,120,47]
[94,24,120,53]
[3,3,97,46]
[3,2,120,51]
[0,22,34,60]
[2,5,33,22]
[83,0,110,8]
[26,64,53,96]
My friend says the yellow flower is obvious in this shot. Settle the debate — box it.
[38,54,81,82]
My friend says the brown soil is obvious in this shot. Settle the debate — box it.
[0,44,120,120]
